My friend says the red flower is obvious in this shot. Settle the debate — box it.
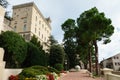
[47,74,54,80]
[9,75,18,80]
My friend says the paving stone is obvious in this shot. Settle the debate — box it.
[58,71,105,80]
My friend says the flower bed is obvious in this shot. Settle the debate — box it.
[9,66,60,80]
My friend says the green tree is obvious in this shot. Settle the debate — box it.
[49,44,65,67]
[77,7,114,75]
[61,19,77,68]
[23,35,49,67]
[49,35,58,46]
[61,7,114,75]
[22,42,48,67]
[30,35,43,52]
[0,0,8,8]
[0,31,27,68]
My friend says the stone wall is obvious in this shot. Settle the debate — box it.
[102,68,120,80]
[0,48,6,80]
[106,73,120,80]
[0,48,22,80]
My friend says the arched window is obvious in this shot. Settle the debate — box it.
[23,24,26,31]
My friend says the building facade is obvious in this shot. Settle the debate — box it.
[0,5,5,33]
[11,2,51,51]
[101,53,120,71]
[0,5,13,33]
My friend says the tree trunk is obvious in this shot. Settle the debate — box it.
[84,63,88,69]
[93,40,99,75]
[88,49,92,72]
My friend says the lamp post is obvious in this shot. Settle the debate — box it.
[65,60,67,71]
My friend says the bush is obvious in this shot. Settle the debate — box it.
[18,65,60,79]
[19,66,50,79]
[54,63,64,71]
[47,67,60,74]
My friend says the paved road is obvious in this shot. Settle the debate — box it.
[58,71,104,80]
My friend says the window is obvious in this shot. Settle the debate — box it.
[14,26,16,31]
[114,57,116,59]
[39,31,40,36]
[14,12,16,15]
[115,62,117,65]
[23,24,26,31]
[36,16,37,21]
[42,34,43,39]
[39,20,41,24]
[24,18,27,23]
[35,27,36,33]
[42,24,44,28]
[117,57,119,59]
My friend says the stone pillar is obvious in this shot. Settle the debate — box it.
[0,48,6,80]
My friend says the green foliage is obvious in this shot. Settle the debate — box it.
[4,11,12,21]
[30,35,44,52]
[49,45,65,67]
[0,31,27,68]
[49,35,58,46]
[0,0,8,8]
[22,42,48,67]
[19,65,59,79]
[22,35,49,67]
[19,66,50,78]
[54,63,64,71]
[61,19,78,68]
[77,7,114,43]
[47,67,60,74]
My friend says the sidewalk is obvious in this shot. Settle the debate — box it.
[58,70,105,80]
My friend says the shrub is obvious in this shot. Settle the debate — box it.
[47,67,60,74]
[19,66,49,79]
[54,63,64,71]
[19,65,60,80]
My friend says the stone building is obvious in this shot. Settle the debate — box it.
[11,2,52,51]
[100,53,120,71]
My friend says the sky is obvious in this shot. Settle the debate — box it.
[7,0,120,62]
